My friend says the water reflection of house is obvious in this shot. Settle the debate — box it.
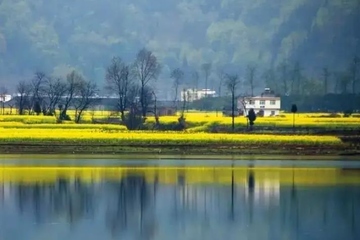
[0,183,11,204]
[245,177,280,206]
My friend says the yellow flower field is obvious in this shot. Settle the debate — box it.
[0,122,127,130]
[0,127,341,145]
[1,110,360,128]
[149,112,360,127]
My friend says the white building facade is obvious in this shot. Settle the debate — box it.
[0,94,11,103]
[238,88,281,117]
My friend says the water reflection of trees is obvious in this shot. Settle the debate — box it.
[1,169,359,239]
[16,177,95,224]
[105,173,157,239]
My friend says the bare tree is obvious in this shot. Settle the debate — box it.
[180,88,189,118]
[170,68,184,108]
[0,86,7,115]
[125,85,153,129]
[16,80,31,115]
[133,48,161,118]
[142,86,154,117]
[202,63,212,96]
[73,80,98,123]
[150,90,160,125]
[245,64,257,97]
[225,74,240,132]
[43,77,66,116]
[29,71,46,115]
[61,70,83,120]
[127,84,141,109]
[105,57,132,122]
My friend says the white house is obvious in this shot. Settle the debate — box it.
[0,94,11,103]
[180,88,216,102]
[238,88,281,117]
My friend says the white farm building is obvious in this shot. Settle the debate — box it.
[238,88,281,117]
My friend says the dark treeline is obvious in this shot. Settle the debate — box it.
[281,94,360,113]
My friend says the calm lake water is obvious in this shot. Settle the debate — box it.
[0,155,360,240]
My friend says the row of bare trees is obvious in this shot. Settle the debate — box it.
[15,71,98,123]
[10,48,161,125]
[105,48,161,122]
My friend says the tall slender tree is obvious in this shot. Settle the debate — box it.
[73,80,98,123]
[43,77,66,116]
[105,57,132,122]
[61,70,83,120]
[170,68,184,108]
[133,48,161,118]
[225,74,240,132]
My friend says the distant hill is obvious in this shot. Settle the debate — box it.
[0,0,359,97]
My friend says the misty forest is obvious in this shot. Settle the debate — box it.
[0,0,360,100]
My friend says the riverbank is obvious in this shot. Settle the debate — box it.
[0,140,357,155]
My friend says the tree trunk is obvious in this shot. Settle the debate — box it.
[293,113,295,131]
[120,111,125,122]
[140,85,146,118]
[231,92,235,132]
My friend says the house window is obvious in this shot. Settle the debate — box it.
[260,100,265,105]
[271,111,275,116]
[248,100,254,105]
[270,100,276,105]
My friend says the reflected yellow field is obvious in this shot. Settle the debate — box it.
[1,167,360,186]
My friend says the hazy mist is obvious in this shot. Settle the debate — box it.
[0,0,359,99]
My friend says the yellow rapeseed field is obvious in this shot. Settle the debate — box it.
[0,115,57,124]
[0,122,127,130]
[0,127,340,144]
[148,112,360,127]
[1,110,359,128]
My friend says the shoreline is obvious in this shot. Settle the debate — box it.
[1,153,360,161]
[1,142,358,156]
